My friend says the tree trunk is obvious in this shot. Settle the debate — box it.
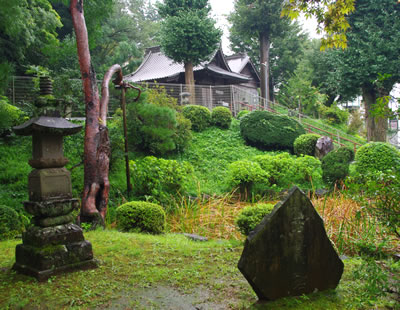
[184,62,196,105]
[260,32,270,109]
[362,86,388,142]
[70,0,123,226]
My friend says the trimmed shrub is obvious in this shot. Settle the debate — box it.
[355,142,400,174]
[235,203,275,235]
[211,106,232,129]
[240,110,305,151]
[237,110,250,119]
[130,156,193,207]
[228,160,268,195]
[0,205,24,240]
[293,134,320,156]
[182,105,211,131]
[254,153,322,189]
[173,113,192,152]
[116,201,166,234]
[322,147,354,186]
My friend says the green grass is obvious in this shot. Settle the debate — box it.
[0,230,397,309]
[173,120,271,195]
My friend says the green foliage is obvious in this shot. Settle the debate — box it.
[236,110,250,119]
[174,113,192,153]
[211,106,232,129]
[322,147,353,186]
[182,105,211,132]
[0,97,24,137]
[0,205,24,240]
[0,62,14,95]
[347,109,364,135]
[175,122,265,195]
[130,156,193,208]
[159,3,221,66]
[277,73,326,118]
[355,142,400,174]
[320,105,349,125]
[227,160,268,195]
[293,134,320,156]
[254,153,322,190]
[137,103,177,154]
[235,203,274,236]
[157,0,211,18]
[0,0,62,71]
[347,170,400,239]
[116,201,166,234]
[127,88,192,155]
[240,110,305,151]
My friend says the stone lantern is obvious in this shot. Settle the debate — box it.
[13,114,97,281]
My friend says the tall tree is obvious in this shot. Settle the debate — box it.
[70,0,123,225]
[0,0,61,86]
[157,0,221,105]
[229,0,287,107]
[308,0,400,141]
[230,19,307,102]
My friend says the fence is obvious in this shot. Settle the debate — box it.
[6,77,365,150]
[137,82,266,115]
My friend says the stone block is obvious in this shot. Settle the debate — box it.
[24,199,79,218]
[238,186,344,301]
[28,168,72,201]
[14,240,96,281]
[23,224,84,247]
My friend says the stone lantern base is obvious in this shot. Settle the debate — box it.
[13,223,97,281]
[13,198,97,281]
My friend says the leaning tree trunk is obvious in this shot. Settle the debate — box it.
[70,0,123,226]
[260,32,270,109]
[184,62,196,105]
[362,86,388,142]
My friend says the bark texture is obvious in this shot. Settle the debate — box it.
[70,0,123,224]
[184,62,196,105]
[362,87,388,142]
[260,32,270,109]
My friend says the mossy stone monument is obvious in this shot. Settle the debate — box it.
[238,186,343,301]
[13,114,97,281]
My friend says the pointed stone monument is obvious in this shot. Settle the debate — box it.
[238,186,343,300]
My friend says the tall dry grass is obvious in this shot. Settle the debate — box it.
[167,190,399,255]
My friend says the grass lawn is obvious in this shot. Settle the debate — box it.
[0,230,398,309]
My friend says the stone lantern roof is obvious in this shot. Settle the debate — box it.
[13,116,82,136]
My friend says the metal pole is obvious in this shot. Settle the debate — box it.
[121,86,132,196]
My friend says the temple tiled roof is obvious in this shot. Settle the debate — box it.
[125,46,251,83]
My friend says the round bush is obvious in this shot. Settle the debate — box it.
[236,109,250,119]
[211,106,232,129]
[182,105,211,131]
[240,111,305,151]
[130,156,193,207]
[228,160,268,194]
[355,142,400,174]
[293,134,320,156]
[116,201,166,234]
[322,147,354,186]
[235,203,275,235]
[334,146,355,162]
[0,205,24,240]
